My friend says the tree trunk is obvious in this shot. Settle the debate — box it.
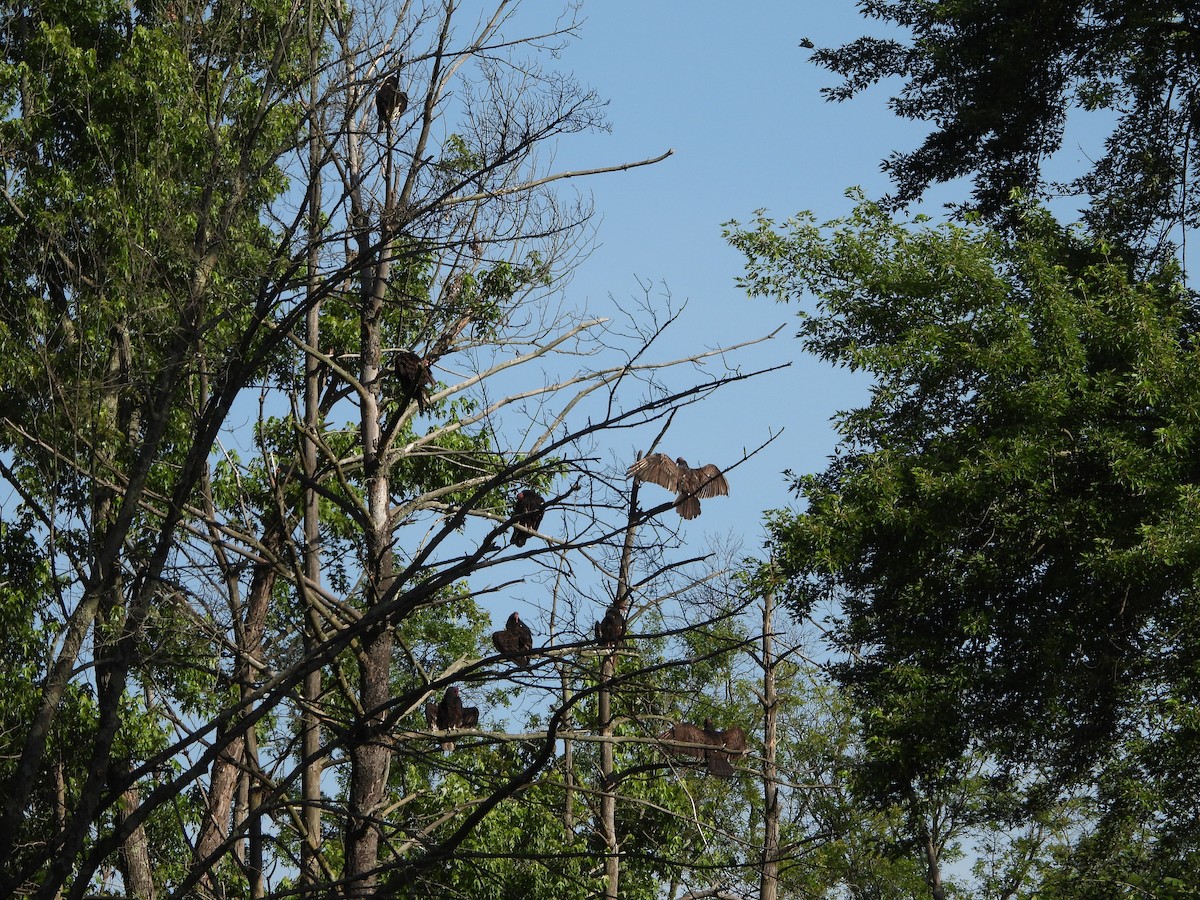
[759,580,780,900]
[599,653,619,900]
[113,777,156,900]
[299,17,325,884]
[193,524,279,894]
[342,120,396,896]
[599,491,640,900]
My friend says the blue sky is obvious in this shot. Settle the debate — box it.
[509,2,919,549]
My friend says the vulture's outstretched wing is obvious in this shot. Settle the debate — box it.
[687,463,729,499]
[626,453,680,491]
[659,722,710,760]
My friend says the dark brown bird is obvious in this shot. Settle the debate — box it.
[492,611,534,667]
[391,350,434,412]
[510,489,545,547]
[657,724,739,777]
[702,718,745,778]
[658,722,710,760]
[593,603,626,647]
[376,70,408,132]
[436,687,462,751]
[626,453,729,519]
[437,686,464,730]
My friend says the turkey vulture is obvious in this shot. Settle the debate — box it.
[376,70,408,132]
[437,686,464,730]
[492,611,534,667]
[593,604,626,647]
[626,453,729,520]
[437,686,462,751]
[510,490,545,547]
[391,350,434,412]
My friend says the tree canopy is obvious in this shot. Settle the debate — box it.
[729,196,1200,894]
[810,0,1200,255]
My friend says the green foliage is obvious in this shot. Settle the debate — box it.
[809,0,1200,254]
[731,198,1200,890]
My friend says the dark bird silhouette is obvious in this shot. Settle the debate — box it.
[391,350,434,412]
[376,70,408,132]
[430,686,464,750]
[510,489,545,547]
[437,686,464,729]
[593,603,626,647]
[426,688,481,741]
[626,453,729,519]
[492,611,534,667]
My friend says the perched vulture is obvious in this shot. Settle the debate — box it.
[428,687,466,751]
[437,686,464,730]
[593,604,626,647]
[391,350,435,412]
[492,611,534,667]
[432,691,463,753]
[375,70,408,132]
[626,453,729,520]
[510,489,545,547]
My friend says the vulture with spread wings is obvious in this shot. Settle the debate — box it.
[492,611,534,667]
[510,490,545,547]
[375,70,408,132]
[627,453,729,519]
